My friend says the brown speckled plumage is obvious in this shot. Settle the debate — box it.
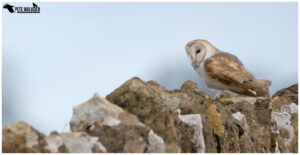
[204,52,271,90]
[185,39,272,97]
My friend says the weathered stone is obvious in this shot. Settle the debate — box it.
[177,80,273,153]
[2,121,49,153]
[70,93,165,153]
[2,77,297,153]
[107,77,274,153]
[2,121,107,153]
[222,97,272,153]
[45,132,106,153]
[271,84,298,153]
[178,114,205,153]
[106,77,196,153]
[273,84,298,104]
[206,104,224,137]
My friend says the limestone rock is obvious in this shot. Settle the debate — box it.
[107,78,274,153]
[106,77,196,152]
[2,77,297,153]
[173,80,272,153]
[178,114,205,153]
[270,84,298,153]
[45,131,107,153]
[2,121,49,153]
[2,121,107,153]
[70,93,165,153]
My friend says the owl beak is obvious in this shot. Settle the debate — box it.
[192,61,199,68]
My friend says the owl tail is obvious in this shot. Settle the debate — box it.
[244,78,272,89]
[238,87,270,97]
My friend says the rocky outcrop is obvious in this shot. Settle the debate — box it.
[106,78,274,153]
[270,84,298,153]
[70,93,165,153]
[2,77,298,153]
[2,122,106,153]
[2,121,49,153]
[106,78,195,152]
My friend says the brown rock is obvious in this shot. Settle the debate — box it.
[70,93,165,153]
[2,121,49,153]
[206,104,224,137]
[273,84,298,104]
[106,77,196,152]
[2,121,107,153]
[44,131,107,153]
[107,77,273,153]
[271,84,298,153]
[2,77,297,153]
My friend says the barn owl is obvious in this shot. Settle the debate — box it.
[185,39,271,97]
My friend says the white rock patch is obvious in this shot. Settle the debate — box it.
[232,112,249,131]
[176,108,181,115]
[102,116,121,127]
[147,130,165,153]
[70,93,123,131]
[289,103,298,114]
[232,112,245,122]
[179,114,205,153]
[45,132,106,153]
[26,131,39,148]
[272,111,294,147]
[45,135,64,152]
[281,103,298,114]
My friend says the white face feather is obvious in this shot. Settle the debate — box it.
[185,40,208,68]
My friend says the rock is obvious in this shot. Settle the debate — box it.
[273,84,298,104]
[106,77,196,152]
[147,130,165,153]
[221,97,272,153]
[107,78,274,153]
[45,131,107,153]
[178,114,205,153]
[270,84,298,153]
[70,93,165,153]
[2,121,107,153]
[2,77,298,153]
[177,80,272,153]
[2,121,49,153]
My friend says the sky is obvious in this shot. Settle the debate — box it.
[2,2,298,134]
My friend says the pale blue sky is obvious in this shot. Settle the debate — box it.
[3,2,298,134]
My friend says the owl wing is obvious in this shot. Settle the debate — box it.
[204,52,271,89]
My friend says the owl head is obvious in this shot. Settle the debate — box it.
[185,39,217,68]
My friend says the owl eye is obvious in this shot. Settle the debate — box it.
[196,49,201,54]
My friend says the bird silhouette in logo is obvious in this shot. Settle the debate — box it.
[33,3,38,8]
[3,4,15,13]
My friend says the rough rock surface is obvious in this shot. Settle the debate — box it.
[44,131,106,153]
[2,122,105,153]
[106,78,196,152]
[70,93,165,153]
[270,84,298,153]
[107,78,276,153]
[2,77,298,153]
[2,121,49,153]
